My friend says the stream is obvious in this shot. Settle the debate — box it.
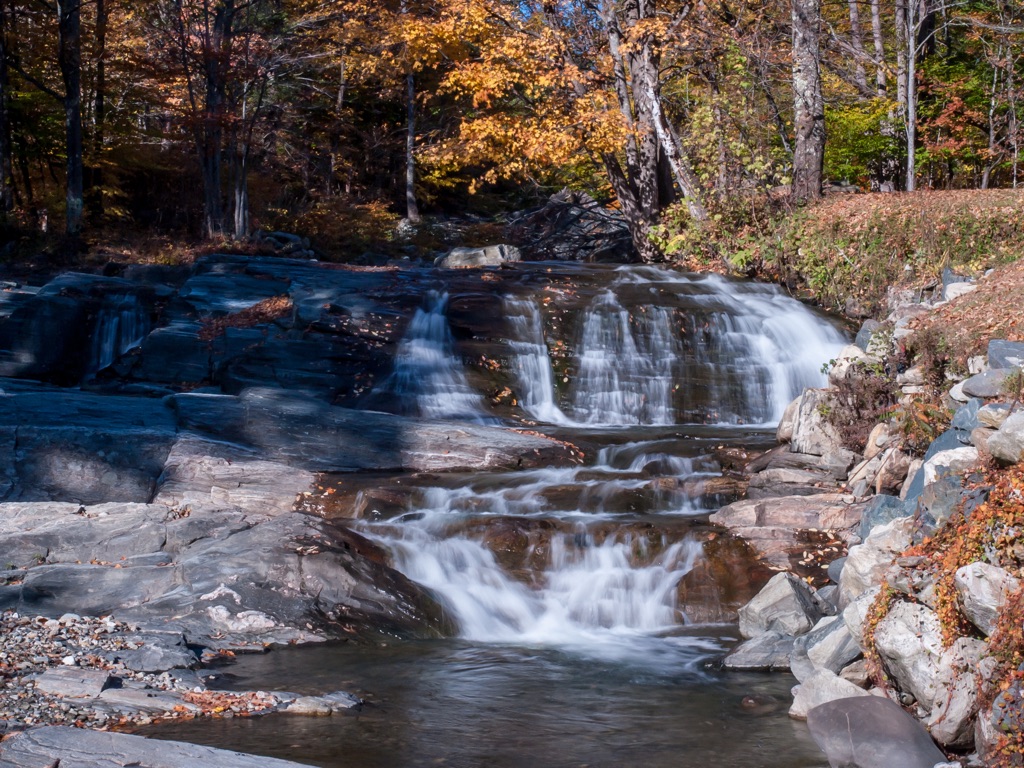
[142,263,845,766]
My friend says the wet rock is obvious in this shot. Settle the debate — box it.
[722,632,794,671]
[989,339,1024,369]
[738,572,832,639]
[435,244,521,269]
[0,501,451,644]
[989,410,1024,464]
[789,668,870,720]
[840,517,914,605]
[747,467,835,498]
[874,601,943,710]
[0,726,312,767]
[807,697,948,768]
[954,562,1021,637]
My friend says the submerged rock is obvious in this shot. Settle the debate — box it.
[806,696,948,768]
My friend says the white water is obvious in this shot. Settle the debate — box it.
[378,522,704,651]
[503,296,570,424]
[372,291,492,422]
[88,294,149,375]
[504,267,846,426]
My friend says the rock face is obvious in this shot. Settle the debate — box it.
[806,697,949,768]
[0,501,450,645]
[789,389,845,456]
[840,517,914,604]
[0,726,314,768]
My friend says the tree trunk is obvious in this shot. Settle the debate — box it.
[200,1,232,239]
[847,0,869,94]
[0,0,13,215]
[602,152,661,263]
[903,0,917,192]
[88,0,107,218]
[405,69,420,223]
[870,0,886,95]
[791,0,825,202]
[57,0,83,237]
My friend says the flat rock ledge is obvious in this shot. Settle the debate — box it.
[0,725,314,768]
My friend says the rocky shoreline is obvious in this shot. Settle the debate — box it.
[714,268,1024,767]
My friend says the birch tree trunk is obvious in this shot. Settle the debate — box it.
[848,0,869,94]
[791,0,825,202]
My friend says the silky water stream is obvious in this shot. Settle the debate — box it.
[146,265,845,767]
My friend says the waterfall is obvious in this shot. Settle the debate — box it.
[571,292,679,426]
[503,297,570,424]
[372,291,492,422]
[88,294,149,375]
[503,267,845,426]
[376,522,704,647]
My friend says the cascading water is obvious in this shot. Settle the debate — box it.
[88,294,149,375]
[370,291,492,422]
[502,296,570,424]
[505,266,846,426]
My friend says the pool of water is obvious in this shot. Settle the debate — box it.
[140,637,828,768]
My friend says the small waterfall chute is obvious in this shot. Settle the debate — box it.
[371,291,492,422]
[503,296,570,425]
[88,294,149,375]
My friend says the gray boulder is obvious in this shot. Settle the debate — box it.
[840,517,914,605]
[978,403,1012,429]
[954,561,1021,636]
[0,726,313,767]
[805,616,862,674]
[989,410,1024,464]
[921,446,978,485]
[842,586,881,645]
[962,368,1012,398]
[874,601,943,709]
[435,244,522,269]
[723,631,795,671]
[854,320,882,353]
[789,668,870,720]
[857,495,905,541]
[738,572,832,639]
[989,339,1024,369]
[790,389,845,457]
[806,697,948,768]
[926,637,986,748]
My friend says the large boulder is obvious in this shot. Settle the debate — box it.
[954,561,1021,637]
[926,637,987,748]
[921,446,978,486]
[806,696,949,768]
[737,572,832,639]
[989,339,1024,369]
[435,244,522,269]
[790,389,845,456]
[839,517,914,605]
[962,368,1012,399]
[873,601,943,710]
[722,631,795,671]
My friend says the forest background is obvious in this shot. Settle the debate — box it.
[2,0,1024,311]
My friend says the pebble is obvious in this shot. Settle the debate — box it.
[0,610,278,733]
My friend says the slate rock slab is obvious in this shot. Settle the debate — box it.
[806,697,947,768]
[31,668,112,698]
[0,726,314,768]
